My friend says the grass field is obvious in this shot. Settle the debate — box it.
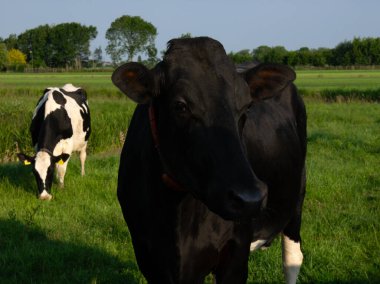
[0,71,379,283]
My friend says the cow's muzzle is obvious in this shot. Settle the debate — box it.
[224,181,268,221]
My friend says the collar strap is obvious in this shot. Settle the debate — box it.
[148,103,186,192]
[39,148,54,156]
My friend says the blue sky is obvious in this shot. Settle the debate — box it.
[1,0,379,60]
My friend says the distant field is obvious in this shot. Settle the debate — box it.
[1,69,380,90]
[296,69,380,90]
[0,72,114,90]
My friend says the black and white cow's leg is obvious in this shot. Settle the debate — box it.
[56,158,70,188]
[80,145,87,176]
[282,169,306,284]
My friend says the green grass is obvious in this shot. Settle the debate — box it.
[0,155,145,283]
[0,71,379,283]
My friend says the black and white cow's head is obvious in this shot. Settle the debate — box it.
[18,151,70,200]
[113,37,294,220]
[18,84,90,200]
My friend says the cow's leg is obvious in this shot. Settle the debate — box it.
[80,145,87,176]
[282,168,306,284]
[56,158,70,188]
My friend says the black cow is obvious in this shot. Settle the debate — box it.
[112,37,306,284]
[18,84,91,200]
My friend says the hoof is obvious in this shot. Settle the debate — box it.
[39,190,52,200]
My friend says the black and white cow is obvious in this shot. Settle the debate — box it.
[113,37,306,284]
[18,84,91,200]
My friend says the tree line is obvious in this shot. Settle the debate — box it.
[229,37,380,67]
[1,14,380,70]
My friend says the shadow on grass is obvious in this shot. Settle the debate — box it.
[0,162,36,196]
[0,218,144,283]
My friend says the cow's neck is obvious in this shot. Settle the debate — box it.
[148,102,186,192]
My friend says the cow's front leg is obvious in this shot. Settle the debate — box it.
[56,158,70,187]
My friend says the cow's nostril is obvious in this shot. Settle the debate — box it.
[228,190,246,210]
[227,188,265,217]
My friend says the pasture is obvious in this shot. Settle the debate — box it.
[0,71,379,283]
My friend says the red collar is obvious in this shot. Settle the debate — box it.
[148,103,186,192]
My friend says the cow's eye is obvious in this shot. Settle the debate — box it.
[174,101,188,113]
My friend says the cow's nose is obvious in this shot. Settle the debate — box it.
[227,183,267,217]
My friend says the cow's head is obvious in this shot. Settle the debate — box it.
[112,37,295,221]
[17,151,70,200]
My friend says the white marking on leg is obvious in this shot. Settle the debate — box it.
[39,190,52,200]
[250,239,267,251]
[56,159,69,187]
[282,234,303,284]
[79,147,87,176]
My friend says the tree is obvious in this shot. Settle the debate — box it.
[106,15,157,64]
[297,47,311,66]
[252,45,272,62]
[47,23,97,68]
[7,48,26,71]
[93,46,103,66]
[16,25,50,67]
[267,46,287,64]
[228,49,253,64]
[16,23,97,68]
[0,43,8,70]
[333,41,353,66]
[179,33,192,39]
[4,34,18,50]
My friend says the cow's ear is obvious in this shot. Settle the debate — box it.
[112,62,156,104]
[53,153,70,165]
[17,153,35,166]
[244,63,296,100]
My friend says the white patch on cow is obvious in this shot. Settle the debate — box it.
[44,88,63,116]
[62,83,80,92]
[282,235,303,284]
[39,189,52,200]
[34,151,51,188]
[81,103,88,113]
[63,95,88,151]
[250,239,267,251]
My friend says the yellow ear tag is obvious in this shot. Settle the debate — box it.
[57,159,64,165]
[24,160,31,165]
